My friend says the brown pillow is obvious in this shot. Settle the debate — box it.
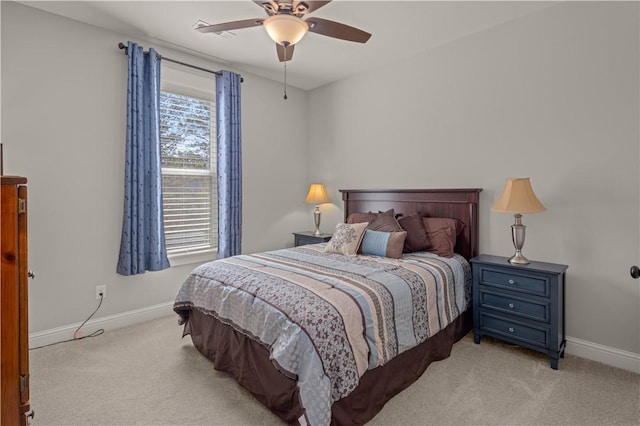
[421,217,465,258]
[398,214,430,253]
[346,212,377,224]
[367,209,403,232]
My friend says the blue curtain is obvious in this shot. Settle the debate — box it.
[117,41,170,275]
[216,71,243,258]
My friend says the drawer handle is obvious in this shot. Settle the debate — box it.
[508,303,515,309]
[508,279,515,284]
[508,327,515,333]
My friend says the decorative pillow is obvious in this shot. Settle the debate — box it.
[324,222,368,256]
[360,230,407,259]
[421,217,466,258]
[367,209,404,232]
[398,213,430,253]
[346,211,377,224]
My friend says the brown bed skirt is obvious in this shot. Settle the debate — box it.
[183,308,472,425]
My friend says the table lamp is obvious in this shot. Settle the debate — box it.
[304,183,330,236]
[492,177,546,264]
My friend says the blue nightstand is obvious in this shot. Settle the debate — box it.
[471,254,568,370]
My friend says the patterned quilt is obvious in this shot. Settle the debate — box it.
[174,244,471,426]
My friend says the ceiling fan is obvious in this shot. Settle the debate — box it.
[195,0,372,62]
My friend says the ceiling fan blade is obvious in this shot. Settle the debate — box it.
[195,18,264,34]
[305,17,371,43]
[293,1,332,15]
[276,43,295,62]
[253,0,278,16]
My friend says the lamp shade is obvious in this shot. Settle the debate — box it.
[492,177,546,213]
[263,14,309,46]
[304,183,329,205]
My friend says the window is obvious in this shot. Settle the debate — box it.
[160,91,217,255]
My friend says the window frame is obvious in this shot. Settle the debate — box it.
[160,66,217,267]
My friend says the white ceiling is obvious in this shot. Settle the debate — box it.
[20,1,555,90]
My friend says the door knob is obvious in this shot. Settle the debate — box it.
[631,266,640,279]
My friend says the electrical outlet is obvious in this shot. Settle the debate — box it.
[96,285,106,299]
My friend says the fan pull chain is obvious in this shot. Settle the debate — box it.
[283,45,288,100]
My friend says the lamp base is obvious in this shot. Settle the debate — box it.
[508,251,530,265]
[313,205,322,236]
[509,214,529,264]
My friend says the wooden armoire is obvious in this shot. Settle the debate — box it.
[1,176,32,424]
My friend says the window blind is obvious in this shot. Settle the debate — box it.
[160,91,217,254]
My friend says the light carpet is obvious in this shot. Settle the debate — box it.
[29,315,640,425]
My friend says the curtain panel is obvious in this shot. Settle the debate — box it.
[117,41,170,275]
[216,71,243,258]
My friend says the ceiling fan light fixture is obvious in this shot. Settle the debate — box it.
[263,14,309,46]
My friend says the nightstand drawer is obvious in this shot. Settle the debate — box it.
[293,232,332,247]
[479,268,549,297]
[479,291,549,322]
[480,314,548,347]
[296,235,322,246]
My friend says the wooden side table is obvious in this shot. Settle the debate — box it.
[471,254,568,370]
[293,231,332,247]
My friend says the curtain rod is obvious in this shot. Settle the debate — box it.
[118,42,243,82]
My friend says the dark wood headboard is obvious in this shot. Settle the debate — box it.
[340,188,482,260]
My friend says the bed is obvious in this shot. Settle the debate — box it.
[174,188,481,425]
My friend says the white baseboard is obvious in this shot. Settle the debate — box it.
[29,301,174,349]
[566,336,640,374]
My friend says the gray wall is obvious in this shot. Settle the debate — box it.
[308,2,640,356]
[2,1,638,366]
[1,2,309,334]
